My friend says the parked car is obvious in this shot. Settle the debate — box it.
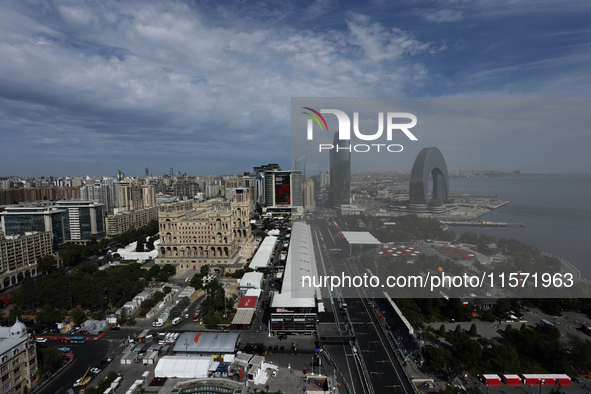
[36,338,47,343]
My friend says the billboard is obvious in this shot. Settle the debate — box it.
[274,172,291,205]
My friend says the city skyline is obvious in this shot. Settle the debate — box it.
[1,1,591,176]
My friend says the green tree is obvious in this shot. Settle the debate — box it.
[163,286,171,294]
[117,312,129,326]
[455,324,462,333]
[39,347,61,376]
[145,236,155,251]
[37,255,57,274]
[200,265,210,276]
[71,308,87,325]
[469,323,478,336]
[495,342,520,371]
[438,324,446,336]
[423,347,452,373]
[59,244,83,267]
[36,307,64,326]
[136,236,145,252]
[148,265,161,278]
[190,274,203,289]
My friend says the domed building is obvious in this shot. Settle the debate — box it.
[0,318,37,392]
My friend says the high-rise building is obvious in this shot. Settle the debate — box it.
[242,172,264,212]
[118,179,143,211]
[172,182,199,200]
[0,205,69,250]
[302,178,315,210]
[409,147,450,212]
[55,200,105,242]
[329,132,351,206]
[320,171,330,186]
[295,156,307,179]
[262,170,303,213]
[304,162,320,197]
[142,185,157,208]
[80,178,119,212]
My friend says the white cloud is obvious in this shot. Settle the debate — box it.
[0,0,438,175]
[423,9,464,23]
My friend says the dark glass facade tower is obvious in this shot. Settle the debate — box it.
[329,132,351,206]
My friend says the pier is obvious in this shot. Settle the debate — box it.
[442,221,525,228]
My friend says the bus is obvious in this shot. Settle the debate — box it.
[540,319,553,326]
[70,337,86,344]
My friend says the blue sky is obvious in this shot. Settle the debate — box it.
[1,0,590,177]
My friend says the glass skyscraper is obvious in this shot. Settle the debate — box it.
[329,132,351,206]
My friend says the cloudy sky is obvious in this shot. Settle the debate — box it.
[1,0,590,177]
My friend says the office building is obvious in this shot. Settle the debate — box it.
[156,200,254,273]
[329,132,351,206]
[262,171,303,213]
[55,200,105,242]
[0,205,69,250]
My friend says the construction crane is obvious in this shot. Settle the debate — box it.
[79,367,92,386]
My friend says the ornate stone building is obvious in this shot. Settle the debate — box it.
[0,319,38,393]
[155,200,254,273]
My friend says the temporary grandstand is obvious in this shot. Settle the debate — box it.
[172,332,240,355]
[375,292,418,359]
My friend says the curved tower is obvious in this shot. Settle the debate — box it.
[409,147,449,211]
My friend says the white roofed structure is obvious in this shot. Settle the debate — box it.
[154,356,213,378]
[271,222,317,309]
[340,232,381,245]
[238,272,264,291]
[249,236,277,270]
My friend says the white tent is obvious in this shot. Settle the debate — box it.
[154,356,213,378]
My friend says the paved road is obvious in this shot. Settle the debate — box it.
[310,217,414,394]
[36,339,111,394]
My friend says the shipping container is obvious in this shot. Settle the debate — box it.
[482,375,502,385]
[502,375,522,385]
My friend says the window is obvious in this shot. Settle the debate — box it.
[0,366,6,374]
[2,382,10,391]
